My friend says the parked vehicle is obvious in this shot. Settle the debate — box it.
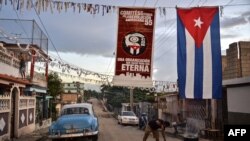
[48,103,99,141]
[118,111,139,125]
[138,113,148,130]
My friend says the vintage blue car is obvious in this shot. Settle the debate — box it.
[49,103,99,141]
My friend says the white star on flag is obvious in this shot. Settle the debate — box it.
[194,17,204,28]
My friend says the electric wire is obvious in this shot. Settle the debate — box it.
[143,0,148,7]
[31,1,62,62]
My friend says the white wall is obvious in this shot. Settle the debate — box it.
[227,86,250,113]
[0,62,20,77]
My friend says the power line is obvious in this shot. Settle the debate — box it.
[133,0,137,6]
[13,9,29,38]
[154,0,208,63]
[31,1,63,62]
[154,0,159,7]
[143,0,148,7]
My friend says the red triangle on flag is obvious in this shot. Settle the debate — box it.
[177,7,218,48]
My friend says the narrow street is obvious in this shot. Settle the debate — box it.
[91,98,175,141]
[16,98,185,141]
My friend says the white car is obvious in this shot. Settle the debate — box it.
[118,111,139,125]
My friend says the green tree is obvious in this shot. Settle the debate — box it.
[100,84,156,109]
[48,72,64,100]
[47,72,64,121]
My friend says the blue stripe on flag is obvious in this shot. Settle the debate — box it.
[194,45,203,99]
[177,15,186,99]
[210,12,222,99]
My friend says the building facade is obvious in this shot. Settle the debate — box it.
[0,19,51,140]
[54,82,85,117]
[223,41,250,79]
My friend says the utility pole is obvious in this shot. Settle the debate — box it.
[154,93,158,119]
[130,87,134,111]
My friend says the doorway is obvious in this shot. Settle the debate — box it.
[10,87,18,138]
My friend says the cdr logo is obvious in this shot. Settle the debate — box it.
[122,32,147,56]
[228,129,246,136]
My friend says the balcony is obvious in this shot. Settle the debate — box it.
[1,44,47,87]
[0,19,49,87]
[0,49,21,78]
[27,71,47,87]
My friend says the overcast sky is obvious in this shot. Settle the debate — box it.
[0,0,249,84]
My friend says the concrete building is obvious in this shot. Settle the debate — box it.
[223,76,250,124]
[223,41,250,79]
[54,82,85,117]
[63,81,84,103]
[0,19,51,140]
[0,42,50,140]
[63,81,85,94]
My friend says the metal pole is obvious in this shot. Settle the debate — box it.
[130,87,134,111]
[154,93,158,119]
[211,99,217,129]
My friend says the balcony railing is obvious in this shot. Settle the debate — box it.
[1,49,47,87]
[0,49,21,78]
[27,71,47,87]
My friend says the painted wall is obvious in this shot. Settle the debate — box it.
[227,86,250,124]
[227,86,250,113]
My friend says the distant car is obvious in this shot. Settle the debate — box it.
[118,111,139,125]
[49,103,99,141]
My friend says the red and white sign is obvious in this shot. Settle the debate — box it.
[112,7,155,88]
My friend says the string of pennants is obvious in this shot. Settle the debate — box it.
[1,21,178,90]
[1,35,177,90]
[0,0,171,16]
[0,27,112,84]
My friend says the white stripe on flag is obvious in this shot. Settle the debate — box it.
[185,29,195,98]
[203,27,213,98]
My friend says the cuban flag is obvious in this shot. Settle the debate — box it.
[177,7,222,99]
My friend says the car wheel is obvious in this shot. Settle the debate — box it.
[92,134,98,141]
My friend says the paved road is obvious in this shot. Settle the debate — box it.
[16,98,210,141]
[91,98,181,141]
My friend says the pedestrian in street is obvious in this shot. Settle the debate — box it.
[143,119,170,141]
[19,52,26,79]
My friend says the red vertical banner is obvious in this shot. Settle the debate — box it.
[112,7,155,88]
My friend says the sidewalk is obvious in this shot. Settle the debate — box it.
[14,127,49,141]
[165,127,215,141]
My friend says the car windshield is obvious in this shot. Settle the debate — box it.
[61,107,90,116]
[122,111,135,116]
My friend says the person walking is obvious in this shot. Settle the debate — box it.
[143,119,170,141]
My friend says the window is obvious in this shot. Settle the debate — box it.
[122,111,135,116]
[61,107,90,115]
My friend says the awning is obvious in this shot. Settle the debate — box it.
[25,87,47,93]
[46,96,53,99]
[36,96,53,100]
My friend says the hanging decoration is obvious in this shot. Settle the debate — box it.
[153,80,178,93]
[0,0,117,16]
[0,0,171,16]
[0,27,112,85]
